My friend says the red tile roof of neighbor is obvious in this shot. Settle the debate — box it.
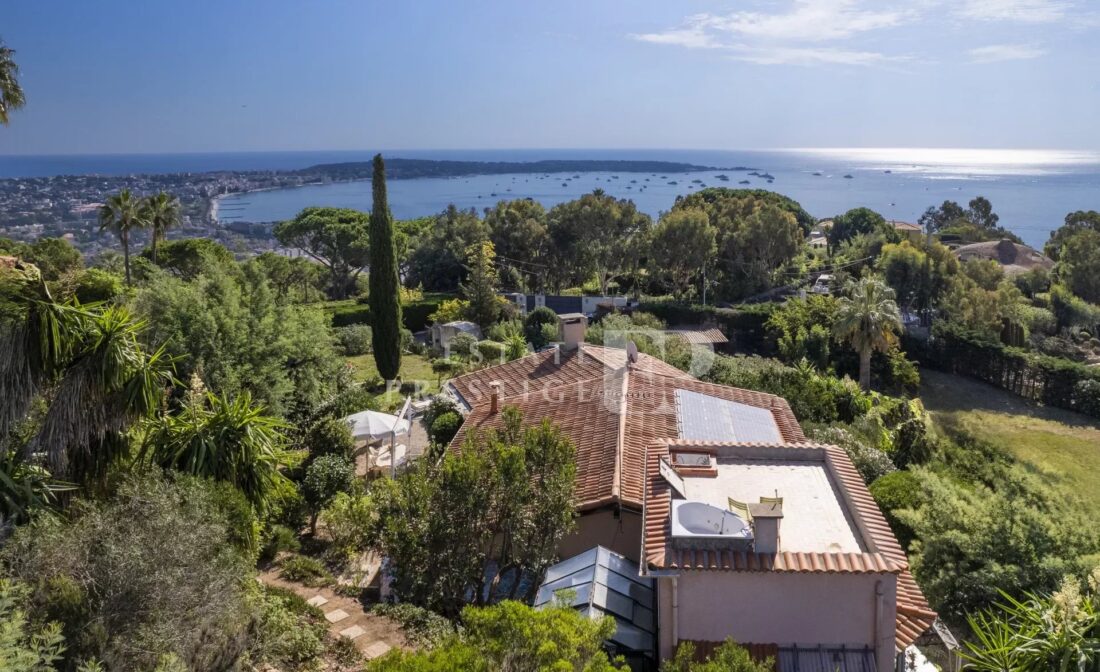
[641,440,936,651]
[667,328,729,345]
[446,343,935,651]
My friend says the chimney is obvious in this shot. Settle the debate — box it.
[749,501,783,554]
[489,381,501,414]
[557,313,588,351]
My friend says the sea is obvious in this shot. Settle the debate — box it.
[3,148,1098,249]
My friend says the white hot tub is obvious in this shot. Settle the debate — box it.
[670,500,754,551]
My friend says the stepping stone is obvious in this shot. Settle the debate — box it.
[340,625,366,639]
[306,595,329,607]
[324,609,349,623]
[362,641,392,659]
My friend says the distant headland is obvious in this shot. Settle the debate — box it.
[301,158,755,180]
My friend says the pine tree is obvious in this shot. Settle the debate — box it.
[462,241,501,330]
[369,154,402,382]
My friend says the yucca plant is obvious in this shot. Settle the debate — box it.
[140,386,289,512]
[963,575,1100,672]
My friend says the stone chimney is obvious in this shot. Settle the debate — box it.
[557,313,588,351]
[489,381,501,414]
[749,501,783,554]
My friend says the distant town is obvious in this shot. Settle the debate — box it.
[0,159,727,257]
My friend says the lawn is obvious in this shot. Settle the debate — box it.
[920,369,1100,508]
[345,352,440,411]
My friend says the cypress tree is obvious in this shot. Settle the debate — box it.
[369,154,402,382]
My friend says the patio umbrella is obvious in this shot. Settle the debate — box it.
[344,409,411,442]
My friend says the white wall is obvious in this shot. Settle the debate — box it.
[663,571,897,672]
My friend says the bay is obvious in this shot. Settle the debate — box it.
[215,148,1100,249]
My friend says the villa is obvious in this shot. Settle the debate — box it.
[444,316,939,671]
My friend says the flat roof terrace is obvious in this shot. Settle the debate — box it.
[679,458,864,554]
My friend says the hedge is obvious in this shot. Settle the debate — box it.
[325,293,452,331]
[915,322,1100,418]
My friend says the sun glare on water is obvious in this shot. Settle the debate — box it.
[783,147,1100,176]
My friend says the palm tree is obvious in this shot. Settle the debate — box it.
[833,276,902,391]
[143,191,180,264]
[1,266,173,485]
[99,189,148,285]
[0,39,26,126]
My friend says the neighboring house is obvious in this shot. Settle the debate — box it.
[665,328,728,348]
[953,239,1054,276]
[502,292,635,318]
[889,220,923,242]
[443,316,940,671]
[429,320,482,349]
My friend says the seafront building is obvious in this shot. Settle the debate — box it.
[443,315,941,671]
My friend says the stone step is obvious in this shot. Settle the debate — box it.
[339,625,366,640]
[324,608,349,623]
[362,640,392,659]
[306,595,329,607]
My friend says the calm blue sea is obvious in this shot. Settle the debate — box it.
[3,148,1098,249]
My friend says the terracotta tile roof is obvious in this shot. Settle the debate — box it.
[667,328,729,345]
[823,447,938,650]
[446,347,610,409]
[445,344,801,511]
[449,373,625,509]
[641,440,936,651]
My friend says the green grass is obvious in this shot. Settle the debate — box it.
[345,352,439,411]
[921,369,1100,508]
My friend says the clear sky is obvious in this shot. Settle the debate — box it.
[2,0,1098,154]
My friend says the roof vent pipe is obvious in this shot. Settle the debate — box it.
[489,381,502,414]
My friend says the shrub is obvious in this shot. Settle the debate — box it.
[806,425,894,484]
[371,603,456,648]
[476,340,507,364]
[72,268,124,304]
[664,639,774,672]
[335,324,372,355]
[304,415,356,460]
[524,307,557,349]
[252,585,327,666]
[400,327,415,353]
[322,492,375,559]
[1,472,255,670]
[1075,379,1100,417]
[486,319,522,342]
[260,524,301,564]
[278,554,333,587]
[449,331,478,358]
[869,471,920,550]
[422,397,459,430]
[429,411,462,446]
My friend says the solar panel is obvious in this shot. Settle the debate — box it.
[676,389,782,443]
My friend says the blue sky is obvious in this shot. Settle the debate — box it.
[2,0,1098,154]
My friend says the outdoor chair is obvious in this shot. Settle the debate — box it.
[728,498,752,522]
[759,495,783,508]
